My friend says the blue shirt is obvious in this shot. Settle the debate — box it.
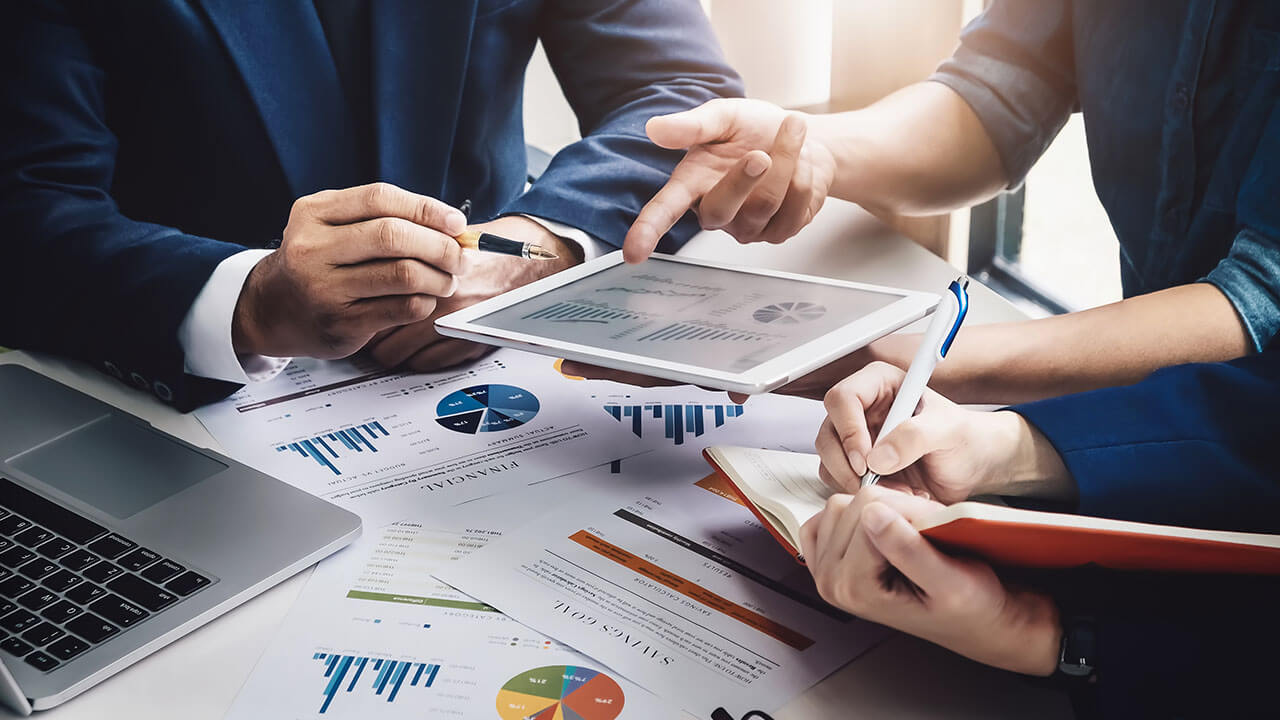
[931,0,1280,350]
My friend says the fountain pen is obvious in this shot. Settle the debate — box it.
[454,199,559,260]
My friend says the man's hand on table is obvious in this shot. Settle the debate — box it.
[364,215,581,371]
[233,183,467,361]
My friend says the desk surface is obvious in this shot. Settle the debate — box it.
[0,199,1071,719]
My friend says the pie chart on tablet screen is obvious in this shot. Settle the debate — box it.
[435,384,540,434]
[495,665,624,720]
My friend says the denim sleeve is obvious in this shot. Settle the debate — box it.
[1202,228,1280,352]
[928,0,1077,187]
[1205,95,1280,351]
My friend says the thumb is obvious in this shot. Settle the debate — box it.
[866,409,960,477]
[646,101,735,149]
[860,502,960,596]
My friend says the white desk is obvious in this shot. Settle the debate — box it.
[1,199,1071,719]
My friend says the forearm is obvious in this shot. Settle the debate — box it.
[808,82,1008,217]
[878,283,1251,405]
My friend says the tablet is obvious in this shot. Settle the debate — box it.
[436,253,938,395]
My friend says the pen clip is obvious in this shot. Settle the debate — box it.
[938,276,969,359]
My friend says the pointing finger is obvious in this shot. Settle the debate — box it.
[697,151,772,229]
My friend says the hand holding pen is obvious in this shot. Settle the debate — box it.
[453,199,559,260]
[813,277,972,495]
[861,276,969,487]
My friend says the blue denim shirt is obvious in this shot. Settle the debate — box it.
[931,1,1280,350]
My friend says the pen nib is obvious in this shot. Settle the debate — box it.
[526,245,559,260]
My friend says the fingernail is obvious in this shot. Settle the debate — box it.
[744,154,769,177]
[787,114,806,138]
[445,212,466,235]
[862,503,896,534]
[848,451,866,476]
[868,444,898,473]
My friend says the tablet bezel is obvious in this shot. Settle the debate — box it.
[435,252,938,394]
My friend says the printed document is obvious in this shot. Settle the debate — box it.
[227,481,676,720]
[194,349,644,525]
[436,449,889,717]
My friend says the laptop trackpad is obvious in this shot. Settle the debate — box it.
[10,415,227,519]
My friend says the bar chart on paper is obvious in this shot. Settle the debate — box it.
[276,421,392,475]
[311,653,440,715]
[602,401,744,446]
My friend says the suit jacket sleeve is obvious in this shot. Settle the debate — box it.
[1009,350,1280,533]
[0,2,245,411]
[1008,352,1280,717]
[502,0,744,251]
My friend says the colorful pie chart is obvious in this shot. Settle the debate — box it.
[495,665,624,720]
[435,384,540,434]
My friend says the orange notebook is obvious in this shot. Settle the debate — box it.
[702,446,1280,574]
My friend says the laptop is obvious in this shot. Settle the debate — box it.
[0,365,361,714]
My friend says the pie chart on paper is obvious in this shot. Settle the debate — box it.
[495,665,625,720]
[434,384,540,434]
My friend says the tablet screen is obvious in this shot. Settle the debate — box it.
[473,258,900,372]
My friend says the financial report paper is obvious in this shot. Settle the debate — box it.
[226,489,676,720]
[194,349,645,525]
[437,443,888,716]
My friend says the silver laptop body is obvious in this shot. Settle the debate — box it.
[0,365,361,714]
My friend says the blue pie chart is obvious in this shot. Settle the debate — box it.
[435,384,541,434]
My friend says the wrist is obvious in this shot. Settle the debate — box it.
[998,589,1062,677]
[232,256,273,356]
[988,411,1075,502]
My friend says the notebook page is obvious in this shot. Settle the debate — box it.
[729,448,833,531]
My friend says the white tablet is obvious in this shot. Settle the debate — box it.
[436,252,938,395]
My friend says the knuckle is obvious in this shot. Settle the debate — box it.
[376,217,404,254]
[741,196,781,223]
[366,182,394,211]
[822,386,848,412]
[404,294,437,320]
[389,259,420,290]
[416,198,444,228]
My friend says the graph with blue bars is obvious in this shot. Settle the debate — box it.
[603,402,744,446]
[311,652,440,714]
[276,421,391,476]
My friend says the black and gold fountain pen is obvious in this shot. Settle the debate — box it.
[454,199,559,260]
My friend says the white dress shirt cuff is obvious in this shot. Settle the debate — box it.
[178,249,292,384]
[518,215,614,261]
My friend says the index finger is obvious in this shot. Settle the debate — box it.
[623,167,703,263]
[823,362,906,470]
[304,182,467,234]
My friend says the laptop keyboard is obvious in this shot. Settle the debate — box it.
[0,478,214,673]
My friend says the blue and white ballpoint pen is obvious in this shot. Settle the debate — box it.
[860,276,970,488]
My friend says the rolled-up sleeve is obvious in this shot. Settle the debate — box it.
[929,0,1078,187]
[1204,95,1280,351]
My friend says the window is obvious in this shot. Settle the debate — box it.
[968,115,1123,316]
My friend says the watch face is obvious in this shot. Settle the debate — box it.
[1059,618,1098,678]
[1058,660,1094,677]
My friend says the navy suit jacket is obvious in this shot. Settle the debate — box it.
[1012,351,1280,718]
[0,0,742,410]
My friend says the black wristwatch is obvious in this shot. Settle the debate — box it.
[1056,615,1097,681]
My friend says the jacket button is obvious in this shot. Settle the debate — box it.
[129,372,150,391]
[102,361,123,380]
[153,381,174,403]
[1172,85,1189,111]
